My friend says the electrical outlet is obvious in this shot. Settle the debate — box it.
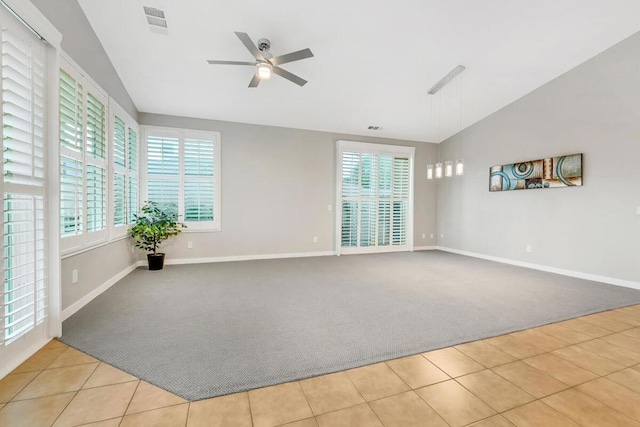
[72,269,78,284]
[187,241,193,249]
[526,244,532,253]
[440,233,444,239]
[430,233,434,239]
[313,236,319,243]
[421,233,426,239]
[327,204,332,211]
[636,206,640,216]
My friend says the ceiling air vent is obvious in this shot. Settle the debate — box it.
[368,125,382,130]
[143,6,168,34]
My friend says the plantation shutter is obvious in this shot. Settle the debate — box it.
[86,166,105,231]
[337,141,413,254]
[113,172,125,226]
[59,70,82,152]
[59,66,83,240]
[1,24,47,345]
[113,116,126,167]
[113,115,126,226]
[85,93,106,232]
[128,128,138,172]
[147,135,179,214]
[86,94,105,159]
[184,138,214,221]
[128,176,138,222]
[127,128,138,222]
[392,157,409,246]
[340,152,359,247]
[143,128,220,230]
[60,157,82,235]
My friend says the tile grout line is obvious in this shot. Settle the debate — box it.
[340,367,387,426]
[245,391,255,427]
[119,378,142,424]
[48,358,101,426]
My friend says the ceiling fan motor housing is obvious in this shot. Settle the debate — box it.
[257,38,271,52]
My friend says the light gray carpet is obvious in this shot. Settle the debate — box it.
[60,251,640,401]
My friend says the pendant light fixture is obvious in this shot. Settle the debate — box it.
[426,65,466,180]
[426,165,434,179]
[435,162,443,179]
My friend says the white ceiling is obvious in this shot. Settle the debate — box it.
[77,0,640,142]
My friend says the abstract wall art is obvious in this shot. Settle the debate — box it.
[489,153,582,192]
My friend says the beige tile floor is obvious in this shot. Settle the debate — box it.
[3,305,640,426]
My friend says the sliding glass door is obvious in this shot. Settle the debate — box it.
[0,4,50,370]
[337,141,414,254]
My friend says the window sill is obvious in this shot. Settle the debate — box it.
[61,235,131,259]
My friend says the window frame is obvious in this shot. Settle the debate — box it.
[59,53,109,255]
[141,125,221,232]
[109,99,139,240]
[335,140,415,255]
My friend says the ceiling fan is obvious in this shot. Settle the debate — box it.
[207,32,314,88]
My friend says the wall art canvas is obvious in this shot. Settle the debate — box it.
[489,153,582,192]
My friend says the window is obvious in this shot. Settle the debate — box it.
[58,56,140,253]
[110,104,139,237]
[337,141,414,254]
[1,16,48,345]
[59,57,109,253]
[143,127,220,230]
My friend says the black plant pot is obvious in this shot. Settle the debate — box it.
[147,253,165,270]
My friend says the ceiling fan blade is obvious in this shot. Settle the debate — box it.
[234,31,265,61]
[248,73,261,88]
[270,48,314,66]
[272,66,308,87]
[207,60,256,66]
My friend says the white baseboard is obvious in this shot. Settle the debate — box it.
[138,250,338,267]
[413,246,437,251]
[61,263,140,321]
[436,246,640,290]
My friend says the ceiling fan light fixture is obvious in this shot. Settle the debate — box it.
[257,63,272,79]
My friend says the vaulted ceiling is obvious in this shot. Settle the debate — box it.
[78,0,640,142]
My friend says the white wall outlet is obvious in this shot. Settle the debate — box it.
[327,204,332,211]
[440,233,444,238]
[72,269,78,284]
[421,233,426,239]
[636,206,640,216]
[430,233,434,239]
[313,236,319,243]
[526,244,532,253]
[187,241,193,249]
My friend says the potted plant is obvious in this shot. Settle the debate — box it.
[130,201,186,270]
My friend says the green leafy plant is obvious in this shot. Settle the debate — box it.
[130,201,186,254]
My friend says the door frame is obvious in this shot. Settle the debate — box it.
[335,140,415,256]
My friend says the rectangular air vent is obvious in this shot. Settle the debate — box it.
[143,6,168,34]
[143,6,165,19]
[368,125,381,130]
[146,16,167,28]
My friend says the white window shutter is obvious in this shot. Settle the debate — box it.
[59,70,82,152]
[113,116,126,168]
[338,142,413,253]
[144,128,220,230]
[1,25,47,345]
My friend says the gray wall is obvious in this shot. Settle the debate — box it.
[437,32,640,283]
[139,113,439,259]
[31,0,138,119]
[61,239,138,312]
